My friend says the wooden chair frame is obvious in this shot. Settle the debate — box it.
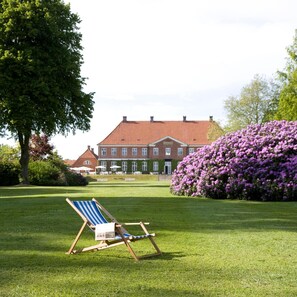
[66,198,161,261]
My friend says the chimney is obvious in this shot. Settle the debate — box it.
[123,116,127,122]
[209,116,213,122]
[91,148,94,152]
[183,116,187,122]
[150,116,154,122]
[87,145,91,150]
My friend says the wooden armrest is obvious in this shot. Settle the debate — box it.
[122,222,150,226]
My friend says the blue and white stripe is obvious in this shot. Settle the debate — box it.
[73,200,154,240]
[73,201,108,226]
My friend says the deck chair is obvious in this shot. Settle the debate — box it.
[66,198,161,261]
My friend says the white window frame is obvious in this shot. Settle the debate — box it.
[142,148,148,156]
[122,161,127,172]
[101,148,107,156]
[132,161,137,172]
[165,148,171,156]
[122,147,127,156]
[178,148,183,156]
[153,161,159,171]
[153,147,159,156]
[132,148,138,156]
[189,148,195,154]
[142,161,147,172]
[111,148,117,156]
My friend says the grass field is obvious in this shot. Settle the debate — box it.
[1,180,297,296]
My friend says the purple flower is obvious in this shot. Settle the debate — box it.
[170,121,297,201]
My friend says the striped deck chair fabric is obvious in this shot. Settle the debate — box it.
[66,198,161,261]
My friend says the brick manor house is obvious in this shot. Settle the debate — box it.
[96,116,222,175]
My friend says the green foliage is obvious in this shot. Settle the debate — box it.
[0,143,19,163]
[277,80,297,120]
[28,158,88,186]
[224,74,278,132]
[0,161,20,185]
[64,171,88,186]
[28,160,63,186]
[0,144,20,185]
[207,120,225,140]
[276,31,297,120]
[48,151,68,170]
[0,0,94,183]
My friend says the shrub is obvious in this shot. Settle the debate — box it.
[171,121,297,201]
[29,161,65,186]
[0,162,20,186]
[28,160,88,186]
[64,171,88,186]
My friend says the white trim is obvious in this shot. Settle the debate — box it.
[149,136,187,146]
[98,144,146,147]
[98,158,149,161]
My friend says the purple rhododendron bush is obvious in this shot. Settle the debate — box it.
[171,121,297,201]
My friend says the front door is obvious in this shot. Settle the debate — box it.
[164,161,172,175]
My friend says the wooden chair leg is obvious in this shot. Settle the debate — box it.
[66,221,88,254]
[140,222,162,255]
[117,229,140,261]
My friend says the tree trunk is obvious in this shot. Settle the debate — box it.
[18,132,31,185]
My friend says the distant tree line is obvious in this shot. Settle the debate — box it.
[0,134,88,186]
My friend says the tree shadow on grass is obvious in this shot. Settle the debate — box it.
[88,182,170,188]
[1,195,297,238]
[0,186,79,198]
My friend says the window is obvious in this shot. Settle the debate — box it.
[165,148,171,156]
[84,160,91,165]
[122,148,127,156]
[153,161,159,171]
[132,148,138,156]
[132,161,137,172]
[122,161,127,172]
[101,148,107,156]
[178,148,183,156]
[189,148,195,154]
[142,161,147,172]
[101,161,107,168]
[153,147,159,156]
[142,148,147,156]
[111,148,117,156]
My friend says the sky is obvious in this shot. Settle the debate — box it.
[1,0,297,159]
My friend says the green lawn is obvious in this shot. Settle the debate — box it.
[1,181,297,296]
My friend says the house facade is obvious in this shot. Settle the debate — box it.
[97,116,222,174]
[71,145,98,172]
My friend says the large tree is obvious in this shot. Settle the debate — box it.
[276,30,297,121]
[0,0,94,184]
[224,74,277,132]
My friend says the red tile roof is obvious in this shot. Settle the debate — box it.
[99,120,215,146]
[64,159,75,166]
[72,146,98,171]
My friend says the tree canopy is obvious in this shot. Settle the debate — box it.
[0,143,19,163]
[276,30,297,121]
[0,0,94,183]
[224,75,278,132]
